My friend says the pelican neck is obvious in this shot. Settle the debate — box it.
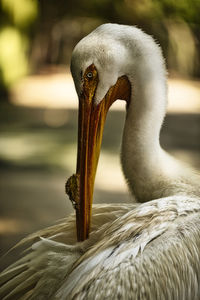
[121,66,168,201]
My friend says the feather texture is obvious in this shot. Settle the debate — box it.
[56,196,200,300]
[1,199,200,299]
[0,204,137,299]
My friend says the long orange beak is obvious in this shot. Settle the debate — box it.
[67,65,131,241]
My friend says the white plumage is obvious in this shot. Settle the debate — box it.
[1,23,200,300]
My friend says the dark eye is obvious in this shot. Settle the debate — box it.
[86,72,93,79]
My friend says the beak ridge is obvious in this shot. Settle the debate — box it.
[66,75,131,241]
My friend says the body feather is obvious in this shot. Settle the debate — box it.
[1,199,200,299]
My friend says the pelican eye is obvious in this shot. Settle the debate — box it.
[86,72,93,79]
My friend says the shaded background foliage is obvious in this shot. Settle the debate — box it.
[0,0,200,99]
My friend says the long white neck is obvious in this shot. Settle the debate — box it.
[72,23,200,201]
[121,42,199,202]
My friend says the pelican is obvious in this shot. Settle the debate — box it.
[1,23,200,300]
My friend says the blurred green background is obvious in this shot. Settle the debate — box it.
[0,0,200,268]
[1,0,200,92]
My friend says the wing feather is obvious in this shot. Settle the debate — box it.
[56,196,200,300]
[0,204,136,300]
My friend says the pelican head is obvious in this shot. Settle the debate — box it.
[68,23,166,241]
